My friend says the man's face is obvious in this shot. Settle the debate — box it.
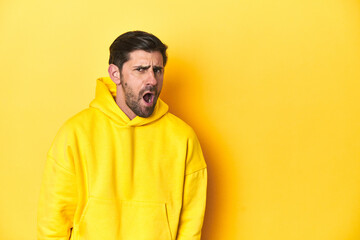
[119,50,164,118]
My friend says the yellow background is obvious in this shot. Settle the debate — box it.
[1,0,360,239]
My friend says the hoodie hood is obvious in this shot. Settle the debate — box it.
[90,77,168,127]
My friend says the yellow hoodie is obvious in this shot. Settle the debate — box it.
[38,77,207,240]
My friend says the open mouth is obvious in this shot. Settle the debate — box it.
[143,92,155,105]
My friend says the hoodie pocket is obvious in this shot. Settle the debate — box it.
[77,197,172,240]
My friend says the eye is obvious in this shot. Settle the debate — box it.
[136,67,144,72]
[153,68,163,74]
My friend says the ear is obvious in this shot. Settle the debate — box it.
[108,64,121,85]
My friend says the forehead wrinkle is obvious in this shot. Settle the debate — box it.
[130,58,161,65]
[127,50,163,67]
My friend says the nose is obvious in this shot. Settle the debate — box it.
[145,69,157,86]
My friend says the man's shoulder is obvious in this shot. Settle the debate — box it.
[163,113,206,174]
[161,112,198,139]
[56,108,98,134]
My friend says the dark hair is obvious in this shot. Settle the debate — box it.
[109,31,168,71]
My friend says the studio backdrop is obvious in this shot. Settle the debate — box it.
[0,0,360,239]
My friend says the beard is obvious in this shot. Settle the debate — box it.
[121,82,159,118]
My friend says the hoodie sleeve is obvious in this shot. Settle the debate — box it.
[37,126,78,240]
[176,131,207,240]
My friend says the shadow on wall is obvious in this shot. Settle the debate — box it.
[161,56,241,239]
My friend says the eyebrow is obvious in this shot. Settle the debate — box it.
[133,65,163,70]
[153,66,163,71]
[133,65,150,70]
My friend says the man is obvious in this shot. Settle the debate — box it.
[38,31,207,240]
